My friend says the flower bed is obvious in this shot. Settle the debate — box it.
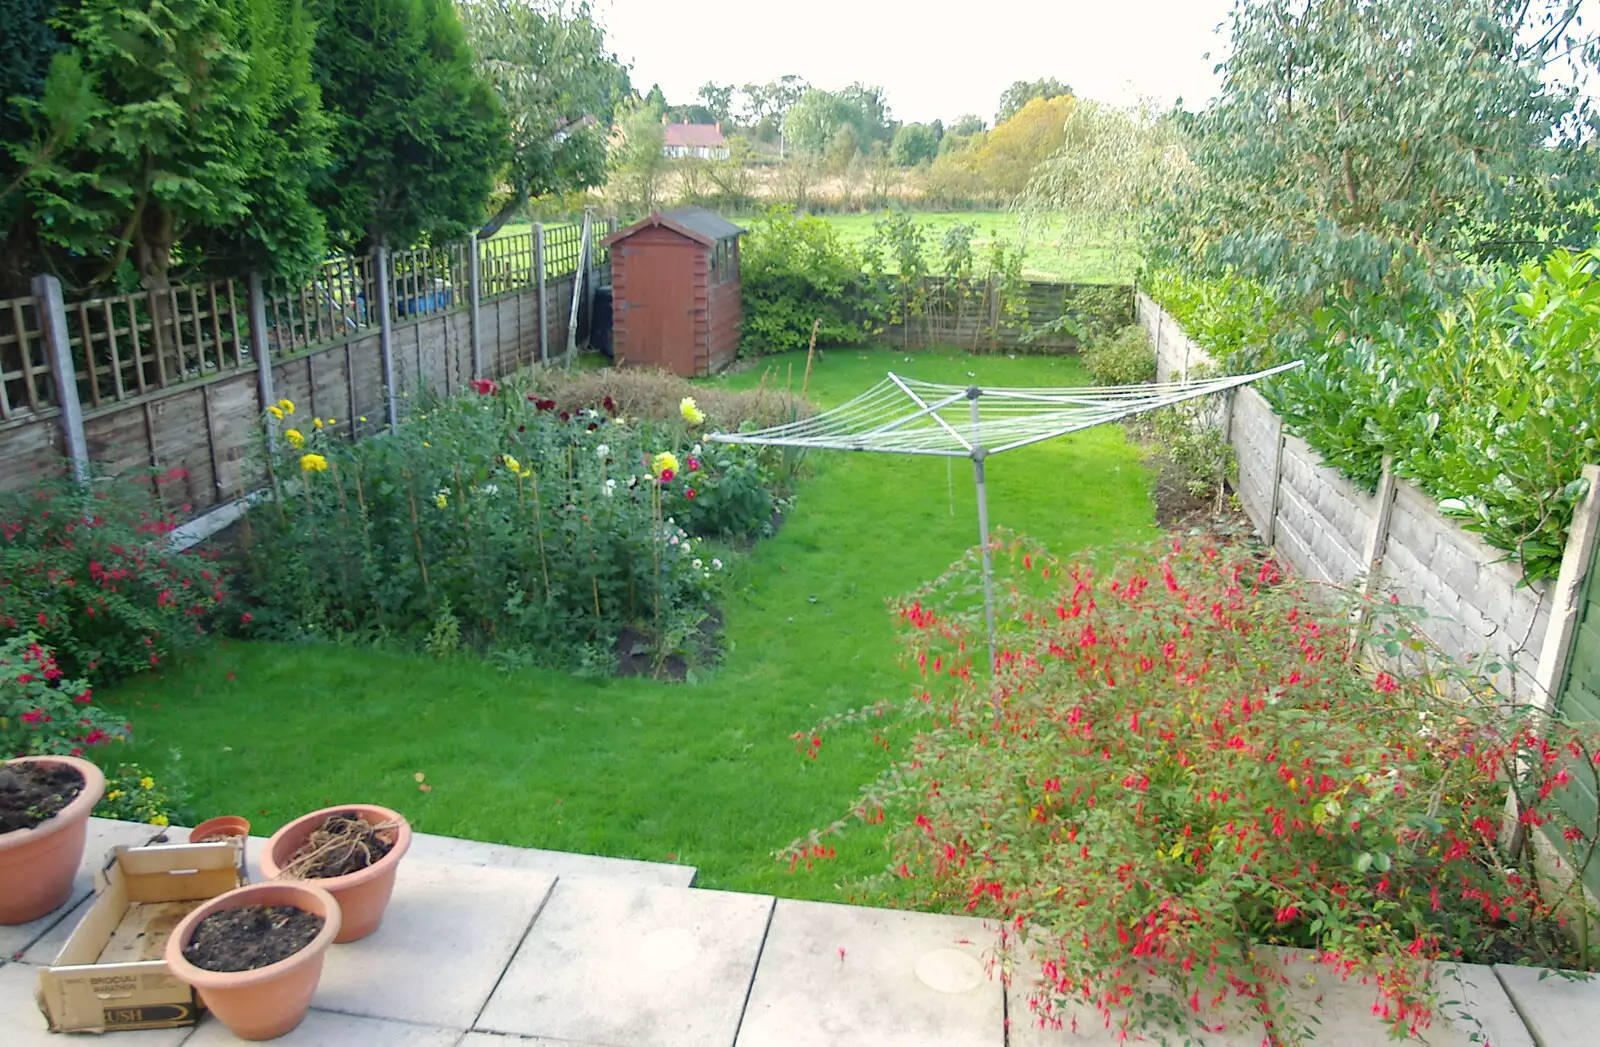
[240,380,797,673]
[792,534,1599,1044]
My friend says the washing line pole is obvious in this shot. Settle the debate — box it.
[968,387,1001,726]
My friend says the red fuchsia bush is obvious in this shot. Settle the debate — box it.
[1,634,127,757]
[786,534,1600,1045]
[0,471,227,683]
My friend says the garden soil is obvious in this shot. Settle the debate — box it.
[182,905,324,972]
[0,762,84,832]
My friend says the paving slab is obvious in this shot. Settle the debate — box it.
[2,818,175,961]
[184,1008,459,1047]
[312,862,555,1029]
[457,1035,612,1047]
[405,830,697,888]
[0,959,193,1047]
[1494,964,1600,1047]
[1009,947,1534,1047]
[476,879,773,1047]
[734,898,1004,1047]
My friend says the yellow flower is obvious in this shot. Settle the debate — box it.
[679,397,705,426]
[502,454,522,474]
[267,405,284,420]
[139,776,154,790]
[150,814,169,827]
[359,416,368,422]
[326,418,336,426]
[300,453,329,472]
[433,490,449,509]
[276,398,295,416]
[422,441,431,448]
[284,428,305,448]
[107,789,125,801]
[313,418,324,430]
[652,451,680,477]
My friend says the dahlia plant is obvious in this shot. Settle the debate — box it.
[789,534,1599,1045]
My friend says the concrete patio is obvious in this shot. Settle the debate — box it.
[3,818,1596,1046]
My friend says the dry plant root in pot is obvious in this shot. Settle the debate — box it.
[261,804,411,942]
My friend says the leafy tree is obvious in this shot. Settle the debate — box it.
[607,99,667,215]
[697,81,734,125]
[644,83,667,109]
[0,0,74,292]
[783,89,852,155]
[1155,0,1600,304]
[739,75,807,129]
[310,0,509,251]
[890,122,940,167]
[13,0,326,293]
[970,94,1076,197]
[948,113,985,137]
[997,77,1071,123]
[836,82,895,146]
[461,0,628,237]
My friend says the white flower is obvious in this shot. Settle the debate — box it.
[669,535,679,545]
[666,517,676,525]
[692,443,702,456]
[693,558,703,569]
[712,558,723,569]
[602,478,616,497]
[680,543,690,554]
[596,444,610,458]
[480,483,499,496]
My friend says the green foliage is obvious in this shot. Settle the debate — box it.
[0,472,227,683]
[1080,324,1156,386]
[1,635,127,756]
[309,0,509,251]
[738,207,877,355]
[607,98,668,217]
[783,84,893,158]
[1153,0,1599,304]
[794,537,1598,1042]
[460,0,627,237]
[672,446,776,539]
[95,759,184,826]
[241,387,743,672]
[13,0,326,292]
[1154,246,1600,579]
[997,76,1071,123]
[889,122,940,167]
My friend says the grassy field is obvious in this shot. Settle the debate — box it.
[496,211,1135,285]
[103,348,1155,901]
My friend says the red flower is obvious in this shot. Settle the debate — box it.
[685,487,697,500]
[1373,671,1399,692]
[240,612,254,624]
[686,457,701,472]
[659,468,676,484]
[471,378,499,395]
[602,395,617,414]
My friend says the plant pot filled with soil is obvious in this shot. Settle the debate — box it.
[261,805,411,943]
[165,881,341,1041]
[0,755,105,925]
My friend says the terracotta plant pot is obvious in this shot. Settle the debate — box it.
[0,755,105,925]
[190,815,251,843]
[260,804,411,943]
[165,881,341,1041]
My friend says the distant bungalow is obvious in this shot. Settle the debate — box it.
[662,122,730,160]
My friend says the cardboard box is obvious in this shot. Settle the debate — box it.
[36,840,246,1033]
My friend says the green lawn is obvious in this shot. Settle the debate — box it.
[103,347,1155,900]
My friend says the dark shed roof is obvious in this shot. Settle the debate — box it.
[603,206,745,248]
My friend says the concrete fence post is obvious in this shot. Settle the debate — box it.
[247,271,276,450]
[1265,419,1286,549]
[468,233,483,380]
[1359,456,1399,593]
[33,274,88,484]
[534,223,548,367]
[375,245,398,429]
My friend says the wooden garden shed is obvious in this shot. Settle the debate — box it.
[603,207,744,377]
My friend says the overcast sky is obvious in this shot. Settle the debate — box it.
[596,0,1238,124]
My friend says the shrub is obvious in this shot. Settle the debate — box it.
[1,634,127,757]
[240,387,744,671]
[0,472,227,682]
[791,535,1598,1045]
[739,206,877,355]
[95,760,184,827]
[1080,324,1156,386]
[668,443,775,539]
[1151,246,1600,580]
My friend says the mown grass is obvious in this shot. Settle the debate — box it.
[102,346,1155,900]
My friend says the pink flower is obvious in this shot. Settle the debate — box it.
[471,379,499,395]
[659,468,676,484]
[1374,671,1399,692]
[686,457,701,472]
[685,487,697,500]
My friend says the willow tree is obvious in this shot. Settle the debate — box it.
[1153,0,1600,306]
[459,0,628,238]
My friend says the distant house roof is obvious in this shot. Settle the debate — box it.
[603,207,745,248]
[663,123,727,149]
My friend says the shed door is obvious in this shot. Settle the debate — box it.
[626,241,697,375]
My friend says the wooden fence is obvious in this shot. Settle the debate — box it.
[879,278,1133,352]
[0,222,614,513]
